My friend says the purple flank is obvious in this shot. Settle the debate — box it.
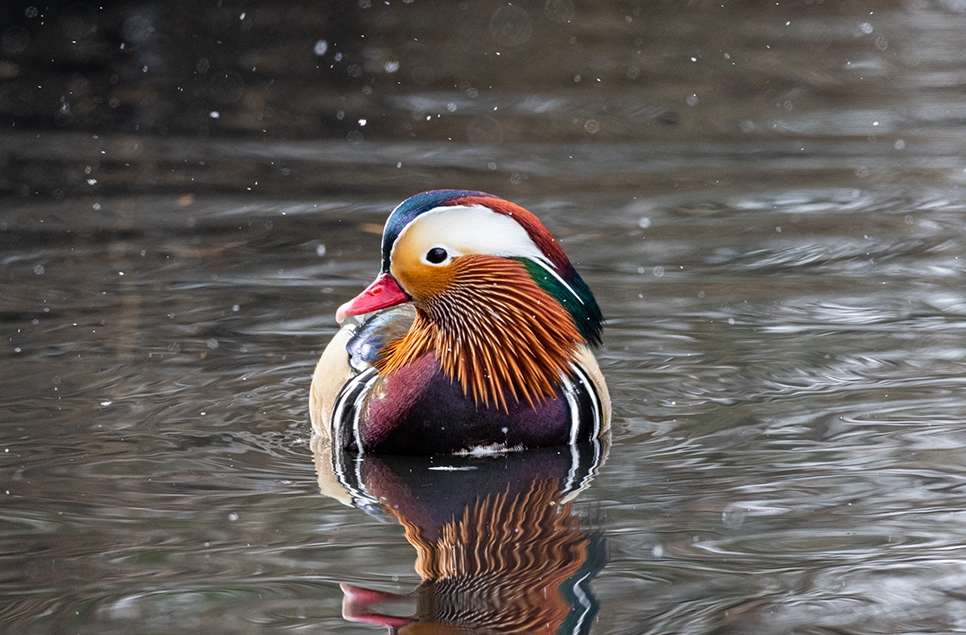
[361,353,571,454]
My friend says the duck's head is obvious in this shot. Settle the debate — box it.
[336,190,603,409]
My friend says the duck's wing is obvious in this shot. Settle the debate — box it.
[310,305,416,506]
[309,305,416,438]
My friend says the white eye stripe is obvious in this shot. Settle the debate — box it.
[391,204,545,264]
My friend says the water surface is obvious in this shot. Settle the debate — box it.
[3,1,966,633]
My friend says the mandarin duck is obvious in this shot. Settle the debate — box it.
[310,190,610,455]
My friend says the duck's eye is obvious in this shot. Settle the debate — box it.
[425,247,448,264]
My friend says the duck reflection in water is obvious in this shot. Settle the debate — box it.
[312,437,608,634]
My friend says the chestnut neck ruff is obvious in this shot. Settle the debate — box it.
[377,255,584,411]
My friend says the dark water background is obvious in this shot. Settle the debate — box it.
[3,1,966,633]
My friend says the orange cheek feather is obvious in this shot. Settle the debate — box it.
[380,255,583,410]
[391,250,456,306]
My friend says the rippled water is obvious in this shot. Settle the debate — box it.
[4,1,966,633]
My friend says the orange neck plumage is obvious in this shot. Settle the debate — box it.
[376,256,583,411]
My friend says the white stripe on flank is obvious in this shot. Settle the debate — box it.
[351,370,381,454]
[569,362,602,439]
[560,372,582,446]
[331,367,377,451]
